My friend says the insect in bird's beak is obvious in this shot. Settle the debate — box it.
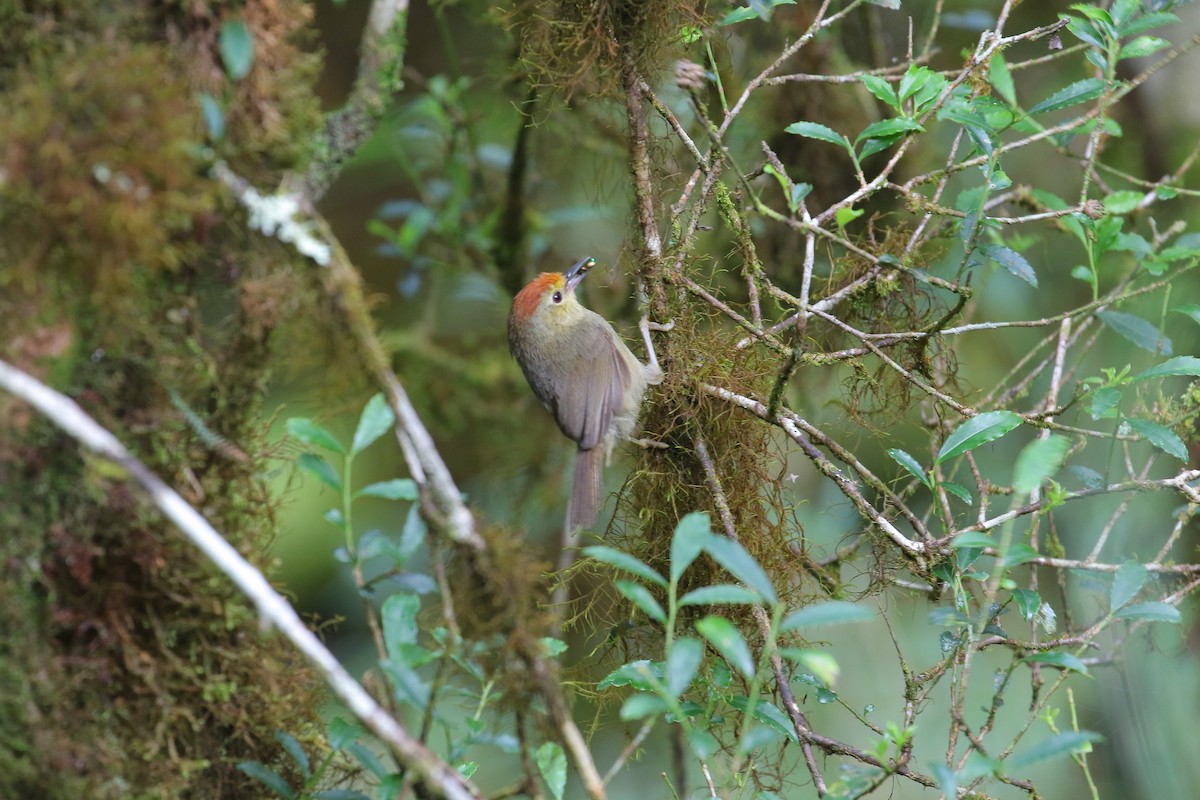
[564,256,596,292]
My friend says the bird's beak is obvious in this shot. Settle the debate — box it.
[564,256,596,292]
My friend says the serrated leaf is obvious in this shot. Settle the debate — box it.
[237,761,295,799]
[1023,652,1089,674]
[298,453,341,492]
[704,536,777,604]
[781,600,874,631]
[1089,386,1122,420]
[1097,310,1172,355]
[535,742,567,800]
[1131,356,1200,381]
[1125,417,1187,460]
[937,411,1023,463]
[351,393,396,455]
[666,637,704,697]
[679,584,762,606]
[583,546,667,588]
[355,479,418,501]
[989,52,1015,104]
[1013,434,1071,494]
[1028,78,1107,115]
[942,481,974,504]
[696,615,756,678]
[980,243,1038,287]
[784,121,847,147]
[856,116,924,144]
[1119,35,1170,60]
[1115,601,1181,623]
[1010,732,1104,770]
[615,579,666,624]
[1111,561,1148,610]
[887,448,931,488]
[1103,190,1143,214]
[862,74,899,109]
[287,418,344,453]
[671,512,712,582]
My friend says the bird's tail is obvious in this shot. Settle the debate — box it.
[567,446,605,531]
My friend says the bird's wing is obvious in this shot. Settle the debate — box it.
[554,329,634,451]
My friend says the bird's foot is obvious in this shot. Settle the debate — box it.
[630,436,669,450]
[639,315,674,380]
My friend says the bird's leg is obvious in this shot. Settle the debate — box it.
[639,315,674,375]
[630,436,669,450]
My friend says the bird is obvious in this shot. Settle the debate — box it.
[508,256,665,531]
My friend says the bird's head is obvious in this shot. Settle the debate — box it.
[510,256,595,327]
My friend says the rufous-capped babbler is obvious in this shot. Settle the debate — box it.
[508,257,667,530]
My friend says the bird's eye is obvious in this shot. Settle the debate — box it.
[552,291,563,304]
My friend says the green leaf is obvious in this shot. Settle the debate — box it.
[703,536,777,603]
[327,717,365,750]
[784,121,847,147]
[665,637,704,697]
[1121,11,1180,37]
[381,593,420,662]
[1110,561,1147,611]
[287,418,344,454]
[781,600,874,631]
[696,615,756,678]
[936,411,1023,464]
[345,742,388,778]
[620,692,670,720]
[1001,543,1040,569]
[887,448,930,488]
[861,74,899,110]
[941,481,973,505]
[535,742,567,800]
[198,92,224,141]
[1009,732,1104,770]
[1103,190,1143,215]
[583,546,667,588]
[1172,304,1200,326]
[219,20,256,81]
[790,182,812,211]
[679,584,762,606]
[298,453,341,492]
[1115,602,1181,623]
[989,52,1015,104]
[351,393,396,455]
[275,731,310,780]
[1012,588,1041,621]
[237,761,295,799]
[598,660,662,691]
[931,762,957,800]
[1089,386,1122,420]
[1012,435,1071,494]
[1097,310,1172,355]
[733,697,799,743]
[980,243,1038,287]
[355,479,418,501]
[1118,36,1170,60]
[671,512,712,582]
[1027,78,1107,115]
[836,207,864,230]
[780,649,840,688]
[615,579,667,624]
[951,531,994,549]
[1125,417,1188,460]
[1131,356,1200,381]
[855,116,924,144]
[1024,652,1089,675]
